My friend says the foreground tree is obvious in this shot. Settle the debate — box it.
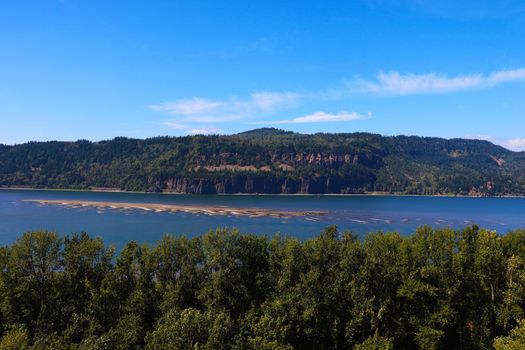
[0,226,523,349]
[494,319,525,350]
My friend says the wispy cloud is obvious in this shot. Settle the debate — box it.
[249,92,300,110]
[162,121,221,135]
[352,68,525,95]
[254,111,371,125]
[465,134,525,152]
[151,67,525,134]
[151,91,300,126]
[150,98,226,115]
[162,121,189,130]
[464,134,494,142]
[188,127,221,135]
[184,115,242,123]
[504,138,525,151]
[153,92,299,117]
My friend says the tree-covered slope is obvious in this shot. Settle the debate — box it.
[1,129,525,195]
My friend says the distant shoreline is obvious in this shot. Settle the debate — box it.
[2,186,525,198]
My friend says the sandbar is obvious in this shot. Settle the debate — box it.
[23,199,328,219]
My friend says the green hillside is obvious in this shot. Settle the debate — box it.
[1,129,524,195]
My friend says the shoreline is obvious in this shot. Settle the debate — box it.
[23,199,329,219]
[2,187,525,199]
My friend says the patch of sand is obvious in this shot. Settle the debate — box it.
[24,199,328,219]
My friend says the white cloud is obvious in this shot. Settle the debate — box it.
[151,91,300,127]
[188,127,221,135]
[162,121,188,130]
[249,92,300,110]
[490,69,525,83]
[255,111,370,125]
[464,134,494,142]
[353,68,525,95]
[464,135,525,152]
[150,98,226,115]
[151,92,299,119]
[504,138,525,151]
[184,115,242,123]
[163,121,221,135]
[151,67,525,132]
[152,69,525,121]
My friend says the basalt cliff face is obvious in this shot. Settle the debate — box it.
[156,176,357,194]
[153,149,377,194]
[1,129,525,195]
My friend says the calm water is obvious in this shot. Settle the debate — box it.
[1,189,524,248]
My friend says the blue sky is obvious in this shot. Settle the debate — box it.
[1,1,525,150]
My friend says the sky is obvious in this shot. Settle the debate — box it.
[1,1,524,150]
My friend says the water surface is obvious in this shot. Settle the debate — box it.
[1,189,524,248]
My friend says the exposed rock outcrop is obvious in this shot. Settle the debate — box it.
[159,176,363,194]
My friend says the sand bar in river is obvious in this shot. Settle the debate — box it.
[24,199,329,219]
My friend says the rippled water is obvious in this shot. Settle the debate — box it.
[1,189,524,248]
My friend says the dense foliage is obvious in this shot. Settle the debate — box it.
[0,226,525,349]
[1,129,525,195]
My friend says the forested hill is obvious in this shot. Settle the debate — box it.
[1,128,525,195]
